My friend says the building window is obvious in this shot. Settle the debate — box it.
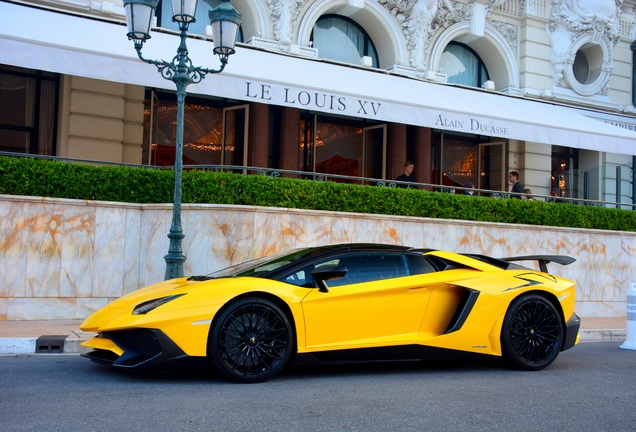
[311,15,379,67]
[0,65,58,155]
[551,146,578,198]
[143,91,248,167]
[573,49,591,84]
[572,43,603,85]
[432,132,502,194]
[157,0,243,42]
[440,42,489,88]
[299,114,386,182]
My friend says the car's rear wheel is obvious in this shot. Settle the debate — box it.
[501,294,563,371]
[209,297,293,383]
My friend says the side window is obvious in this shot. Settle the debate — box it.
[282,268,311,287]
[406,255,438,275]
[323,253,409,287]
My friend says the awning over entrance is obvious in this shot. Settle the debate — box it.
[1,2,635,155]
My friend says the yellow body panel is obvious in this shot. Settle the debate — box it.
[298,269,480,352]
[300,277,431,350]
[81,335,124,356]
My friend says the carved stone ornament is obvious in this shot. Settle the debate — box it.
[266,0,306,46]
[548,0,622,44]
[489,20,519,56]
[379,0,456,70]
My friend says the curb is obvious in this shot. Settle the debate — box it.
[0,337,91,355]
[0,329,629,355]
[0,337,39,355]
[579,329,627,343]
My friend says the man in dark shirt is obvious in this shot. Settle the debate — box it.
[396,161,416,188]
[508,171,523,198]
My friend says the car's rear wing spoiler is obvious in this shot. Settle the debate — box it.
[501,255,576,273]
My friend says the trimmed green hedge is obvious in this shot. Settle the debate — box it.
[1,155,635,231]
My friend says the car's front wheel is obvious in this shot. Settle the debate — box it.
[501,294,563,371]
[209,297,293,383]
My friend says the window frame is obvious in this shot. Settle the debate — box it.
[156,0,244,42]
[310,14,379,68]
[441,41,490,88]
[0,66,59,156]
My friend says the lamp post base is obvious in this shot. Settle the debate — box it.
[164,229,186,280]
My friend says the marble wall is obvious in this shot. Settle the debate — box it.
[0,194,634,321]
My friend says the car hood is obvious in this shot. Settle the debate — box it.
[106,277,199,309]
[80,277,227,332]
[80,276,297,333]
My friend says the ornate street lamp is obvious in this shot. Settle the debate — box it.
[122,0,241,280]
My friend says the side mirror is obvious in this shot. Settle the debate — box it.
[311,265,347,293]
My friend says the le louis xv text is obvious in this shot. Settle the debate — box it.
[244,81,382,116]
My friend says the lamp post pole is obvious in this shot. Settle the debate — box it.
[122,0,241,279]
[165,55,189,281]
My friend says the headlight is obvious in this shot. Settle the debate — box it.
[132,294,185,315]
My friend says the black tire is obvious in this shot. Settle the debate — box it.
[209,297,294,383]
[501,294,563,371]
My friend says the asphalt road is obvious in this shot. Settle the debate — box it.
[1,342,635,432]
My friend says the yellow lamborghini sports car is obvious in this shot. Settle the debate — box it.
[80,244,580,383]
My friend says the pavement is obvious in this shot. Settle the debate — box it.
[0,317,631,355]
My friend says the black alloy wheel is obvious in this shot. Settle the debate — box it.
[501,294,564,371]
[209,297,293,383]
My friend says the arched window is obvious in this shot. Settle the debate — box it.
[311,15,379,67]
[440,42,489,87]
[157,0,243,42]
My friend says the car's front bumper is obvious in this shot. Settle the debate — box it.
[81,329,206,371]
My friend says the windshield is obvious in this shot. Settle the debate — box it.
[205,248,316,279]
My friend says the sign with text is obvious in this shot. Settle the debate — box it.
[235,80,512,139]
[243,81,383,118]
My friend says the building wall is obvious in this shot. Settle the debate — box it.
[522,142,552,195]
[58,76,144,163]
[0,194,633,321]
[518,7,553,92]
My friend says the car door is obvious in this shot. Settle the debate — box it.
[300,252,433,350]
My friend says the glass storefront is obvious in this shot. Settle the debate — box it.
[144,91,249,167]
[432,132,503,194]
[299,114,386,182]
[551,146,579,198]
